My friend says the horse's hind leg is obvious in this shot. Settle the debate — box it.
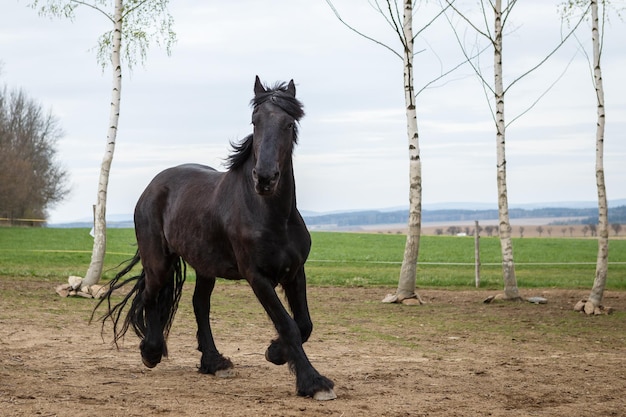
[193,274,234,376]
[139,257,178,368]
[140,273,168,367]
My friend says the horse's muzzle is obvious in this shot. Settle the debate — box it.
[252,168,280,196]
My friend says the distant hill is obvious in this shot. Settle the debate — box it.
[48,199,626,228]
[51,220,134,229]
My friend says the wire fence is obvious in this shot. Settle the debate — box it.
[6,248,625,266]
[0,217,47,226]
[306,259,626,266]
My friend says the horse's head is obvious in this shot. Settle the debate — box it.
[250,76,304,196]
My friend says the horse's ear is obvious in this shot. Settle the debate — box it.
[254,76,266,96]
[286,79,296,97]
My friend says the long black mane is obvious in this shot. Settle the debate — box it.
[225,82,304,171]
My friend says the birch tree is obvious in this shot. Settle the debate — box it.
[586,0,609,314]
[561,0,622,314]
[326,1,465,305]
[491,0,518,300]
[371,0,424,305]
[393,0,421,304]
[29,0,175,288]
[444,0,586,300]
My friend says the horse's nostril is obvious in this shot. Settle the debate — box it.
[253,168,279,186]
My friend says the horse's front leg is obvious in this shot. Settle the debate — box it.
[265,267,312,366]
[249,276,335,400]
[193,274,234,376]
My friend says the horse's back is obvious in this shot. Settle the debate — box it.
[148,163,219,188]
[139,163,219,199]
[134,163,222,233]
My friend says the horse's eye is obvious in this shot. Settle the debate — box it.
[286,122,294,130]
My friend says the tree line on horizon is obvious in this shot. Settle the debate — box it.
[303,206,626,228]
[437,223,622,238]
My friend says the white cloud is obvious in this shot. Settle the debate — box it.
[2,0,625,223]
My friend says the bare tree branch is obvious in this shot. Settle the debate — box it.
[442,5,495,96]
[506,50,579,127]
[500,0,519,30]
[415,41,490,97]
[368,0,399,33]
[573,31,595,85]
[325,0,402,59]
[505,2,590,93]
[443,0,493,42]
[385,0,407,49]
[69,0,114,23]
[414,0,456,40]
[444,0,591,126]
[121,0,152,19]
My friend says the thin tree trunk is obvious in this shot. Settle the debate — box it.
[586,0,608,311]
[384,0,423,304]
[493,0,520,300]
[83,0,123,287]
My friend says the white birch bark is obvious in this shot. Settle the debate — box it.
[493,0,520,300]
[82,0,123,286]
[389,0,423,303]
[586,0,608,310]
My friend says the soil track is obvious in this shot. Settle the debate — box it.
[1,276,625,416]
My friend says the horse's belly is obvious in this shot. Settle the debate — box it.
[180,243,242,280]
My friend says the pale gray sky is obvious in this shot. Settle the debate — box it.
[2,0,625,223]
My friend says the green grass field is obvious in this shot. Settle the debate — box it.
[0,227,624,289]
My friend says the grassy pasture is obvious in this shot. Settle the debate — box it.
[0,227,624,289]
[309,232,626,289]
[3,228,625,416]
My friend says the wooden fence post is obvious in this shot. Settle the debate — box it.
[474,220,480,288]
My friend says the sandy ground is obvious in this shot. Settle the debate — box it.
[1,276,625,416]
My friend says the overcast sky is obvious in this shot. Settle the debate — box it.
[2,0,625,223]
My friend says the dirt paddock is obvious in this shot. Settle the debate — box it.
[1,276,625,416]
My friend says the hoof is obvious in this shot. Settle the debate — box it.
[265,341,288,365]
[313,389,337,401]
[141,356,159,369]
[199,354,234,375]
[297,373,335,399]
[139,339,165,369]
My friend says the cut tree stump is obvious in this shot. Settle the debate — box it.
[55,277,108,299]
[382,293,424,305]
[574,299,614,315]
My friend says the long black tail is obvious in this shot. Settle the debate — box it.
[93,251,187,349]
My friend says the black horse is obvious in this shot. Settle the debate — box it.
[97,76,336,400]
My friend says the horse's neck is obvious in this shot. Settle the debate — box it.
[270,163,297,218]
